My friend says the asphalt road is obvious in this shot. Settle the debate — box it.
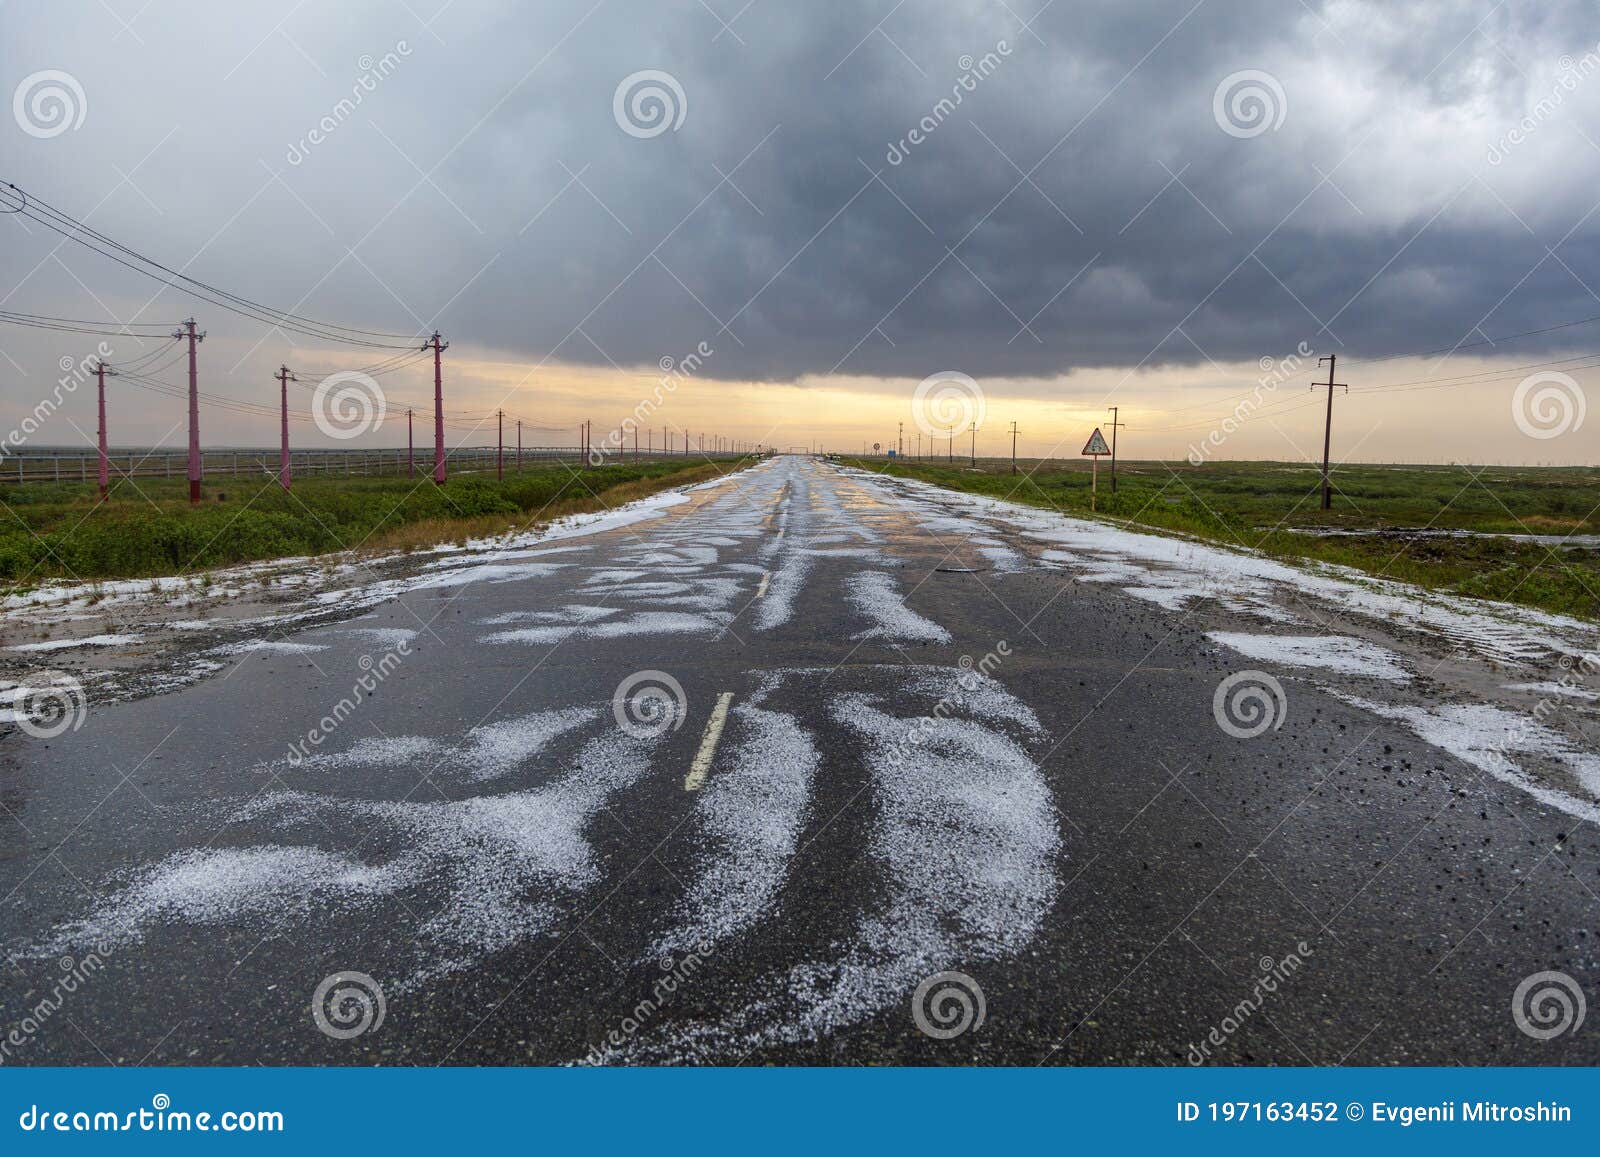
[2,455,1596,1066]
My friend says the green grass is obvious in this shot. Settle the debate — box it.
[0,458,746,587]
[844,456,1600,621]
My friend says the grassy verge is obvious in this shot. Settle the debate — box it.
[0,458,748,587]
[842,456,1600,622]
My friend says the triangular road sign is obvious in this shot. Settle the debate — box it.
[1081,427,1111,456]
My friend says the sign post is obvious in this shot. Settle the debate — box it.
[1082,426,1111,512]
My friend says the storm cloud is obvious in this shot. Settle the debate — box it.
[5,0,1600,387]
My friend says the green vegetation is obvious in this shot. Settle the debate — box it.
[845,456,1600,621]
[0,458,747,586]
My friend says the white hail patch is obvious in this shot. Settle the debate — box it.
[33,730,658,990]
[1206,632,1411,682]
[846,571,952,643]
[654,699,819,954]
[1332,692,1600,822]
[296,706,598,782]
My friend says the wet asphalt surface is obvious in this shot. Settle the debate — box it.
[1,455,1596,1066]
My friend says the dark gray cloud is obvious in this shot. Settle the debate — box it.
[6,0,1600,387]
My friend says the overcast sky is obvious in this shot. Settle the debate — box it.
[2,0,1597,462]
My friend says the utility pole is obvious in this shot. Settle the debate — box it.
[94,358,115,499]
[276,365,297,490]
[497,409,504,481]
[897,421,903,458]
[517,419,522,472]
[1107,406,1126,493]
[969,421,977,467]
[174,319,204,503]
[947,426,953,464]
[425,331,448,484]
[633,424,638,458]
[407,408,414,477]
[1009,420,1019,475]
[1315,355,1348,511]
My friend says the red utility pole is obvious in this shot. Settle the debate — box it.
[175,319,204,503]
[277,365,296,490]
[497,409,504,481]
[407,408,414,477]
[425,331,448,483]
[94,358,114,499]
[1315,355,1347,511]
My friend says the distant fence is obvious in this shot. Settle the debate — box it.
[0,446,742,485]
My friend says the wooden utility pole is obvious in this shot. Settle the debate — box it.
[1009,420,1019,475]
[1107,406,1126,493]
[95,359,116,499]
[276,365,296,490]
[425,331,448,483]
[1316,355,1347,511]
[969,421,977,467]
[175,319,204,503]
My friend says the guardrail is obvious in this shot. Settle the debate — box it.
[0,446,744,485]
